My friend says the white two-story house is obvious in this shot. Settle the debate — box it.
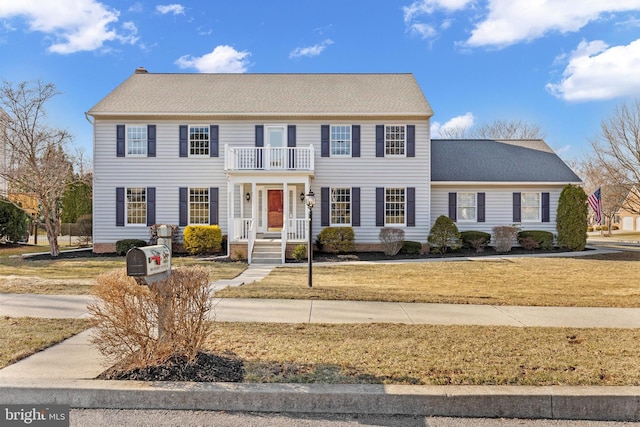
[87,69,580,262]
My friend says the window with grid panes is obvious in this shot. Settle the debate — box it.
[385,125,405,156]
[330,188,351,225]
[330,125,351,156]
[189,188,209,224]
[189,126,209,156]
[521,192,541,221]
[457,193,476,221]
[126,188,146,225]
[385,188,405,225]
[127,126,147,156]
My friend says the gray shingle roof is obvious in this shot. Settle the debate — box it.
[431,139,582,183]
[88,71,433,117]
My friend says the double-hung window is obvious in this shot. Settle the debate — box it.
[457,193,477,221]
[189,126,210,156]
[189,188,209,224]
[126,188,146,225]
[385,125,406,156]
[127,125,147,156]
[521,192,541,222]
[385,188,405,225]
[330,188,351,225]
[330,125,351,156]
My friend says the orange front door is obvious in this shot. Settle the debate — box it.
[267,190,283,230]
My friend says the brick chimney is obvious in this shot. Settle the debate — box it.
[135,67,148,74]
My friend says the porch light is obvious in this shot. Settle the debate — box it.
[299,191,305,202]
[245,192,251,201]
[305,189,315,288]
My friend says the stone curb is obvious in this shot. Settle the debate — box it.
[1,381,639,421]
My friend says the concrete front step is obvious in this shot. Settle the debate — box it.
[252,241,283,264]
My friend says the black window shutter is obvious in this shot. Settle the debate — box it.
[147,125,156,157]
[376,125,384,157]
[287,125,296,168]
[321,125,330,157]
[179,187,188,226]
[321,187,329,226]
[407,125,415,157]
[146,187,156,226]
[116,125,125,157]
[210,125,219,158]
[352,125,360,157]
[116,187,125,226]
[448,192,457,222]
[376,187,384,226]
[352,187,360,226]
[407,187,415,227]
[477,192,486,223]
[513,192,521,223]
[255,125,264,168]
[541,192,550,223]
[179,125,188,157]
[210,187,219,225]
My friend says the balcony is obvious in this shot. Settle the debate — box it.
[225,144,314,172]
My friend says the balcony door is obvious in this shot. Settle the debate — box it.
[266,125,285,169]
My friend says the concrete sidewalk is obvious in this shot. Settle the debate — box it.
[2,248,640,420]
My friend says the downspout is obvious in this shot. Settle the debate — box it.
[84,112,94,125]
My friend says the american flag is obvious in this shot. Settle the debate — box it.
[588,187,602,225]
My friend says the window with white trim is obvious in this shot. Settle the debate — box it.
[457,192,476,221]
[385,188,405,225]
[126,187,146,225]
[189,126,209,156]
[330,125,351,156]
[127,125,147,156]
[330,187,351,225]
[522,192,541,222]
[189,188,209,224]
[385,125,405,156]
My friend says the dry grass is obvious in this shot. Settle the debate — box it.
[209,322,640,386]
[216,252,640,307]
[0,316,89,368]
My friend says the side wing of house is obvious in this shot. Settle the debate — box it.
[615,186,640,231]
[430,139,582,236]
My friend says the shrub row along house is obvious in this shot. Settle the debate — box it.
[87,69,581,263]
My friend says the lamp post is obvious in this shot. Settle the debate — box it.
[305,190,315,288]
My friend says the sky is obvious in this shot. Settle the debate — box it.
[1,0,640,164]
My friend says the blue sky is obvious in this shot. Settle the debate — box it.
[1,1,640,164]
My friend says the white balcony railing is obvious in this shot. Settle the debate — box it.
[225,145,314,171]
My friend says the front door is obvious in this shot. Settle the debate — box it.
[267,189,283,230]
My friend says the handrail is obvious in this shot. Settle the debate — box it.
[280,220,287,264]
[247,219,255,264]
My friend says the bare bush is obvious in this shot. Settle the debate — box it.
[379,227,405,256]
[492,226,518,253]
[88,266,211,370]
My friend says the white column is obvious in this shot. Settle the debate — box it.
[227,180,234,241]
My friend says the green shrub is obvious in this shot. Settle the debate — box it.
[460,231,491,249]
[116,239,147,256]
[400,241,423,255]
[556,184,588,251]
[428,215,461,254]
[183,225,222,255]
[0,201,29,242]
[518,230,554,250]
[317,227,355,253]
[292,244,307,261]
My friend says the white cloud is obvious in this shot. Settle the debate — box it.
[156,4,185,15]
[289,39,334,59]
[465,0,640,48]
[175,45,251,73]
[402,0,474,41]
[0,0,137,54]
[431,112,475,138]
[546,38,640,101]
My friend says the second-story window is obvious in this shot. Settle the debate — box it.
[385,125,405,156]
[331,125,351,156]
[127,125,147,156]
[190,126,209,156]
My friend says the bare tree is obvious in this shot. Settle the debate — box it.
[590,100,640,216]
[469,119,544,140]
[0,81,73,256]
[437,125,469,139]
